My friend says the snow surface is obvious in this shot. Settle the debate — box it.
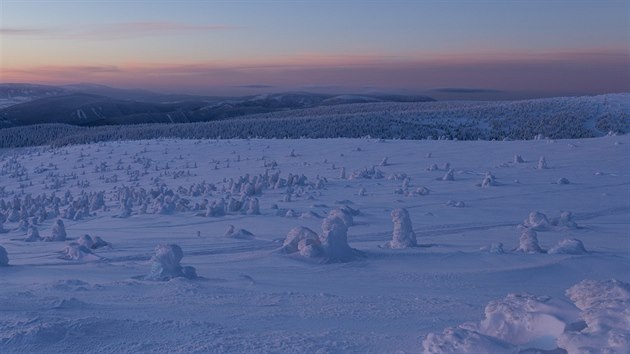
[0,134,629,353]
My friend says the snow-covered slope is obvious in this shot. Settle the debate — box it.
[0,134,628,353]
[1,93,627,147]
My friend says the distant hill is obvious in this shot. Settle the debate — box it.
[0,93,627,148]
[0,83,435,128]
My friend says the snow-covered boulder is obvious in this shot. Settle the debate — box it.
[0,245,8,266]
[146,244,197,281]
[515,229,544,253]
[548,238,587,255]
[384,208,417,249]
[522,211,550,231]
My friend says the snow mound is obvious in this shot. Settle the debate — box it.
[384,208,417,249]
[224,225,254,239]
[77,234,106,249]
[422,326,515,354]
[480,242,505,254]
[60,243,100,261]
[515,229,544,253]
[548,238,587,255]
[0,245,8,266]
[423,279,630,353]
[559,279,630,354]
[281,226,323,258]
[477,293,579,348]
[146,244,197,281]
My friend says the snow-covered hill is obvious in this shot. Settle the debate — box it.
[1,93,627,147]
[0,134,628,353]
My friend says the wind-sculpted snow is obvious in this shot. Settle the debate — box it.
[0,93,628,148]
[0,135,628,353]
[423,279,630,354]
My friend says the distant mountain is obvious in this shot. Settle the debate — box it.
[0,83,435,128]
[0,83,68,109]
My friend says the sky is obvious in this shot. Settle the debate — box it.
[0,0,628,99]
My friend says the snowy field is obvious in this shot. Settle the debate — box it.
[0,135,629,353]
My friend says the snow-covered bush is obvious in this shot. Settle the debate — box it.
[446,200,465,208]
[480,243,505,254]
[328,208,353,227]
[537,156,548,169]
[24,226,41,242]
[548,238,587,255]
[515,229,544,253]
[320,215,358,262]
[521,211,550,231]
[47,219,67,241]
[384,208,417,249]
[146,244,197,281]
[557,177,570,185]
[550,211,578,229]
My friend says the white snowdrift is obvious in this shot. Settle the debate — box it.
[423,279,630,354]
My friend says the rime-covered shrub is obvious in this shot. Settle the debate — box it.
[281,226,322,257]
[521,211,550,231]
[384,208,417,249]
[320,216,357,262]
[548,238,587,255]
[146,244,197,281]
[47,219,67,241]
[515,229,544,253]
